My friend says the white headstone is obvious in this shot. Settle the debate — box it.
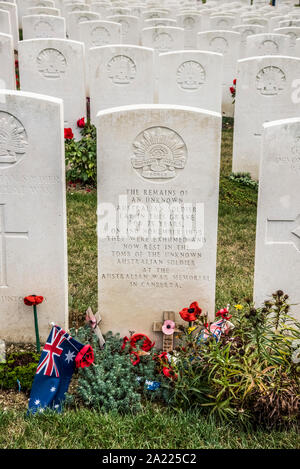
[27,6,60,16]
[0,33,15,90]
[0,2,18,49]
[18,38,86,138]
[142,26,184,54]
[67,11,100,40]
[106,14,140,44]
[245,33,290,56]
[89,45,154,121]
[96,104,221,345]
[254,117,300,321]
[233,24,265,58]
[232,56,300,179]
[197,30,241,117]
[0,9,11,35]
[158,50,223,114]
[79,19,121,48]
[22,15,66,39]
[274,27,300,54]
[0,90,68,342]
[176,13,202,49]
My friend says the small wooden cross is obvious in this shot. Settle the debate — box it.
[153,311,180,353]
[85,307,105,349]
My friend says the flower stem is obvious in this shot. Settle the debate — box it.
[33,305,40,354]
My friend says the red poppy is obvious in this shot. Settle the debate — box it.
[64,128,74,139]
[77,117,85,128]
[130,351,140,366]
[230,86,235,94]
[216,308,232,320]
[233,78,236,85]
[24,295,44,306]
[179,301,202,322]
[129,333,155,352]
[162,366,178,381]
[75,344,94,368]
[121,336,129,350]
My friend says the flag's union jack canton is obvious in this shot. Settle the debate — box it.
[28,325,93,415]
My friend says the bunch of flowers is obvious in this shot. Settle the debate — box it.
[230,78,236,103]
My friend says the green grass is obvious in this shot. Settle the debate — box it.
[0,406,298,449]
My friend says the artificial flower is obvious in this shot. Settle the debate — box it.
[75,344,94,368]
[162,366,178,381]
[187,326,197,335]
[24,295,44,306]
[129,333,155,352]
[216,308,232,320]
[179,301,202,322]
[130,351,140,366]
[230,86,235,94]
[77,117,85,128]
[64,128,74,139]
[233,78,236,85]
[234,304,243,310]
[162,319,175,335]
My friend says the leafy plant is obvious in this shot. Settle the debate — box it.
[0,351,40,393]
[228,172,258,191]
[65,121,97,185]
[68,327,172,413]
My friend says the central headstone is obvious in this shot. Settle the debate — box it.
[96,104,221,345]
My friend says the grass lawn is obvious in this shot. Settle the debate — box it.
[1,125,299,449]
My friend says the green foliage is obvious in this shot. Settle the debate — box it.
[68,327,171,413]
[65,121,96,185]
[0,351,39,393]
[229,172,259,191]
[169,293,300,428]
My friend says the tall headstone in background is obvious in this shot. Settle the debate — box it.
[0,2,18,49]
[89,45,155,122]
[245,33,290,56]
[18,38,86,137]
[158,50,223,114]
[0,90,68,342]
[22,14,66,39]
[97,104,221,345]
[232,56,300,180]
[254,118,300,321]
[0,33,15,90]
[197,30,241,117]
[0,9,11,35]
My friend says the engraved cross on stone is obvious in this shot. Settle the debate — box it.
[153,311,180,353]
[0,204,28,287]
[267,214,300,251]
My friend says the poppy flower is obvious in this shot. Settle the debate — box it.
[64,128,74,139]
[162,366,178,381]
[130,351,140,366]
[129,333,155,352]
[75,344,94,368]
[77,117,85,128]
[162,319,175,335]
[230,86,235,94]
[233,78,236,85]
[216,308,232,320]
[179,301,202,322]
[24,295,44,306]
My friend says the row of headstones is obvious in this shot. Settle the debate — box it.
[1,0,300,49]
[0,90,299,345]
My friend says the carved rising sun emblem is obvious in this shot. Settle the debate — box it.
[131,126,187,181]
[0,112,28,167]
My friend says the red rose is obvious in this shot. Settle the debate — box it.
[75,344,94,368]
[24,295,44,306]
[216,308,232,320]
[233,79,236,85]
[162,366,178,381]
[230,86,235,94]
[64,128,74,139]
[179,301,202,322]
[77,117,85,128]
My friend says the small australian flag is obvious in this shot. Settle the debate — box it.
[28,325,93,414]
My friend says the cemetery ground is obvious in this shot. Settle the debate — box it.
[0,122,299,449]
